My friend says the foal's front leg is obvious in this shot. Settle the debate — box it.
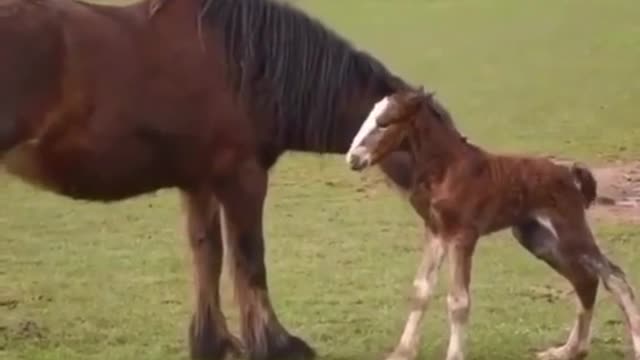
[387,233,447,360]
[444,237,476,360]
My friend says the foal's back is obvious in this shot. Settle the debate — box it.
[437,150,588,234]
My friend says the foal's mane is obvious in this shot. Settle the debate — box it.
[198,0,403,151]
[416,90,467,143]
[409,90,458,134]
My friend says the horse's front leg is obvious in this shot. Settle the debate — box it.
[214,160,315,360]
[387,231,447,360]
[182,189,243,360]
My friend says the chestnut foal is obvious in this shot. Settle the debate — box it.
[346,87,640,360]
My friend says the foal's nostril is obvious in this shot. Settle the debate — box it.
[348,152,369,171]
[349,157,362,171]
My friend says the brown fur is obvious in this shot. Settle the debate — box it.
[349,88,640,360]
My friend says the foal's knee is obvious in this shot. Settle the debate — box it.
[410,278,433,309]
[447,292,470,323]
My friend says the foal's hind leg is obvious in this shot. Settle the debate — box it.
[214,161,314,360]
[182,190,243,360]
[580,245,640,358]
[386,232,447,360]
[512,218,597,360]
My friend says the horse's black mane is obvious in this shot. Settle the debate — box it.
[199,0,403,151]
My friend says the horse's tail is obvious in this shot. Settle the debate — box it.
[570,162,597,208]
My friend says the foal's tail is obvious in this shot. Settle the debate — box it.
[570,162,597,208]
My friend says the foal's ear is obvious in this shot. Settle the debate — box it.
[404,88,425,115]
[148,0,168,18]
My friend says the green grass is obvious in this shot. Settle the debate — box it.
[2,1,640,359]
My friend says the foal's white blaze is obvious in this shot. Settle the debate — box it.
[346,96,390,164]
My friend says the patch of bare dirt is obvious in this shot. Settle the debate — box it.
[507,157,640,224]
[15,321,45,340]
[588,161,640,224]
[0,320,47,347]
[0,299,19,310]
[548,158,640,223]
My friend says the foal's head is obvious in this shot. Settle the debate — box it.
[346,86,457,171]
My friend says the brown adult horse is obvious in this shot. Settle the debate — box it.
[0,0,422,359]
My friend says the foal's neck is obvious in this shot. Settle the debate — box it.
[409,119,471,184]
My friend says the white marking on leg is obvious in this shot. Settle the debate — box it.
[388,237,446,360]
[535,215,558,239]
[632,328,640,359]
[446,293,470,360]
[397,278,431,349]
[537,307,593,360]
[605,274,640,357]
[346,96,390,163]
[575,308,593,353]
[445,242,472,360]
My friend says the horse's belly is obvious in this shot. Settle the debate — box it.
[2,138,175,202]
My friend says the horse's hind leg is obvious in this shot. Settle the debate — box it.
[214,161,314,360]
[580,246,640,359]
[182,189,243,360]
[512,218,598,360]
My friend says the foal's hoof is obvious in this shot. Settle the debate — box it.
[535,346,587,360]
[384,346,416,360]
[385,353,412,360]
[247,333,316,360]
[385,356,410,360]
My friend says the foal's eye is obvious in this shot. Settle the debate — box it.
[377,119,391,129]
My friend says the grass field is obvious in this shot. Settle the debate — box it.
[2,0,640,359]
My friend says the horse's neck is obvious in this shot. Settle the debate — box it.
[323,75,407,154]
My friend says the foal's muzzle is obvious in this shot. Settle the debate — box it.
[346,147,371,171]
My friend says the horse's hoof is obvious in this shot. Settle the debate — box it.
[189,316,244,360]
[189,334,244,360]
[247,333,316,360]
